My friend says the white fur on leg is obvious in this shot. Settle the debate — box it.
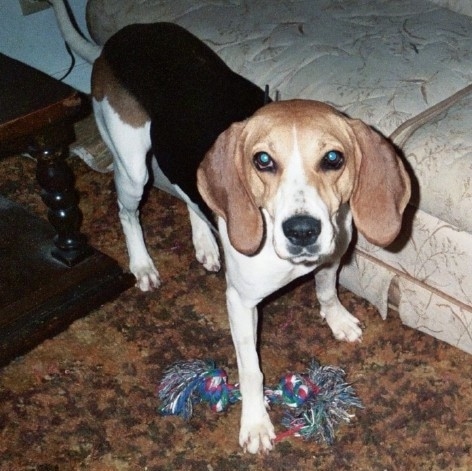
[188,207,220,272]
[94,98,161,291]
[118,202,161,291]
[239,370,275,454]
[226,286,276,454]
[315,263,362,342]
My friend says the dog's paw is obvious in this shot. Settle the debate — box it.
[196,250,221,272]
[132,265,161,291]
[322,307,362,342]
[194,234,221,272]
[239,412,276,454]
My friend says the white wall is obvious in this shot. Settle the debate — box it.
[0,0,92,93]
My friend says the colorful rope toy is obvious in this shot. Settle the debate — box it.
[158,359,363,444]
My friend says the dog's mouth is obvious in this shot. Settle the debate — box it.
[282,243,322,264]
[273,234,326,264]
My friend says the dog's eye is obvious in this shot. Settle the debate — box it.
[321,150,344,170]
[254,152,276,172]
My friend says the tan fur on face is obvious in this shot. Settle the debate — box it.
[239,101,359,218]
[92,55,149,128]
[198,99,410,254]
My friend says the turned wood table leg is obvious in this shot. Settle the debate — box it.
[33,132,93,266]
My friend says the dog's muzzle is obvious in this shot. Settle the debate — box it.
[282,215,321,252]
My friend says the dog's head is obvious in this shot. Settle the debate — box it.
[197,100,411,261]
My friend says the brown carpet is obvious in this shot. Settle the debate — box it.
[0,113,471,471]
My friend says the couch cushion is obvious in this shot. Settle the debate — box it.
[352,205,472,314]
[402,93,472,232]
[87,0,472,136]
[428,0,472,17]
[340,224,472,354]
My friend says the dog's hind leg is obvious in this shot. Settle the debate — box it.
[94,98,160,291]
[187,207,220,272]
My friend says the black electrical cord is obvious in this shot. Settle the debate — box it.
[46,0,76,82]
[56,40,76,81]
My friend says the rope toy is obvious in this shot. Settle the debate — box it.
[158,359,363,444]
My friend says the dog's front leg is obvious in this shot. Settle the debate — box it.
[187,207,220,272]
[226,285,275,454]
[315,262,362,342]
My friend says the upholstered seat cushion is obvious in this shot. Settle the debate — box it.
[402,94,472,232]
[86,1,471,131]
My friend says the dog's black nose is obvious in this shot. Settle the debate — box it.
[282,215,321,246]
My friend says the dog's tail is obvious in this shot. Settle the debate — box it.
[50,0,101,63]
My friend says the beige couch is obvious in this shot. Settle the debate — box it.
[85,0,472,354]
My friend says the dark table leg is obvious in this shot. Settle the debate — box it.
[31,122,93,266]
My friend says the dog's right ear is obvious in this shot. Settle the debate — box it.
[197,121,264,255]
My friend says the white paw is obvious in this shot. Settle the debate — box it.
[322,308,362,342]
[239,412,276,454]
[132,265,161,291]
[194,233,220,272]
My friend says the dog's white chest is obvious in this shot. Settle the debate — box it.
[219,216,316,304]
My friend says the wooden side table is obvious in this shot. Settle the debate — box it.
[0,53,134,366]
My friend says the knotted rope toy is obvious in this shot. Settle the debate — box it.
[158,359,363,444]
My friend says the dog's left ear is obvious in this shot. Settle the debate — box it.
[349,119,411,247]
[197,121,264,255]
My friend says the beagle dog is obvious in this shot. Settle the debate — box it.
[52,2,410,454]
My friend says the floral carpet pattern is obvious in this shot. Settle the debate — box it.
[0,115,471,470]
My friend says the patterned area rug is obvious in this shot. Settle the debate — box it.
[0,112,471,470]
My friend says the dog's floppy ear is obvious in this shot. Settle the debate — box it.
[349,119,411,247]
[197,121,264,255]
